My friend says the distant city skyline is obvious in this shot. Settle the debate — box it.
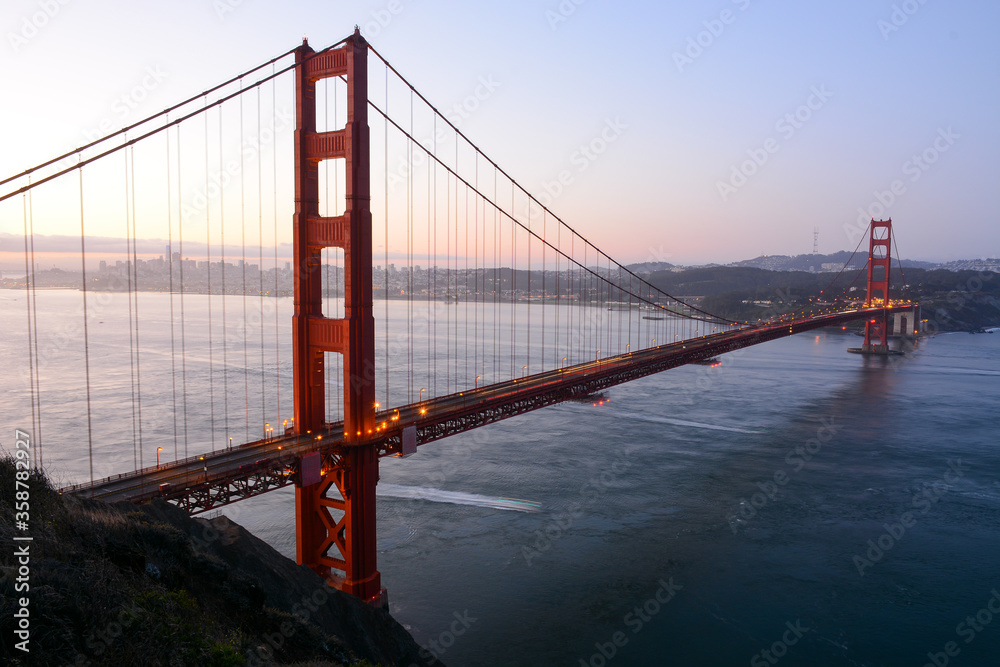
[1,1,998,265]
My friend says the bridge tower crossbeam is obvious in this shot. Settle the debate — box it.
[291,30,384,606]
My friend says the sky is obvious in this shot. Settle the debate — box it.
[1,0,998,266]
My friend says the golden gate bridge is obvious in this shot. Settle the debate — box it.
[2,30,917,607]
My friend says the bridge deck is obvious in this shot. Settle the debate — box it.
[62,307,911,513]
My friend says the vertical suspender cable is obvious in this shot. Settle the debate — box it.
[129,146,144,472]
[22,191,38,468]
[431,117,437,397]
[384,64,389,407]
[28,182,42,469]
[177,127,190,459]
[219,108,231,448]
[78,168,95,494]
[240,84,251,442]
[258,88,266,433]
[204,103,217,452]
[407,90,413,402]
[273,68,281,431]
[124,145,138,470]
[166,120,180,459]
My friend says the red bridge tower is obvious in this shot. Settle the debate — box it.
[291,31,384,605]
[862,218,892,353]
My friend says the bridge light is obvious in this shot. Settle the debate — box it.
[420,408,426,415]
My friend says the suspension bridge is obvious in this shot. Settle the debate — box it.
[3,30,918,607]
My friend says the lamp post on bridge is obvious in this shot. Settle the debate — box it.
[156,447,163,469]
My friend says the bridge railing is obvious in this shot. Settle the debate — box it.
[57,434,283,494]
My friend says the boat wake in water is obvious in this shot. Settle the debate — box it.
[617,411,763,434]
[377,484,542,512]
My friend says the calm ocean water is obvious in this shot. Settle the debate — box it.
[2,289,998,666]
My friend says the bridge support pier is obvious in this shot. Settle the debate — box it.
[291,30,385,606]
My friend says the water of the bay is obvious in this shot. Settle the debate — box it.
[2,289,998,666]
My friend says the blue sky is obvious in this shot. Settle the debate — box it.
[1,0,997,264]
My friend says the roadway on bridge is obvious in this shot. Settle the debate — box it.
[64,306,909,509]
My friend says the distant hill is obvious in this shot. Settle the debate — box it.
[641,265,1000,331]
[725,252,937,273]
[626,252,1000,274]
[626,261,676,273]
